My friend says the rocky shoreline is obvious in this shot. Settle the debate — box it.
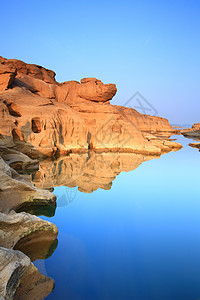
[0,56,184,298]
[180,123,200,151]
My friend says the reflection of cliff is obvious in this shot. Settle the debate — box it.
[32,152,157,193]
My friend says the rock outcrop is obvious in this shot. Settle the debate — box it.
[181,123,200,140]
[0,211,58,257]
[0,247,55,299]
[0,156,56,212]
[0,146,38,173]
[0,56,56,84]
[0,56,181,159]
[189,143,200,151]
[0,156,57,299]
[0,63,16,92]
[54,77,117,104]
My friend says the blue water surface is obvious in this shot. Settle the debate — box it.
[35,136,200,300]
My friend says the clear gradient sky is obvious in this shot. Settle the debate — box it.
[0,0,199,125]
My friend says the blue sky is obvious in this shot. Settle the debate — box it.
[0,0,199,125]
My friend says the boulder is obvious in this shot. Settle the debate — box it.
[54,77,117,104]
[78,77,117,102]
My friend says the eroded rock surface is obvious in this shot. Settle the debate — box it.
[0,56,56,84]
[0,63,16,92]
[0,211,58,251]
[0,56,181,159]
[0,146,38,173]
[0,157,56,212]
[0,247,55,300]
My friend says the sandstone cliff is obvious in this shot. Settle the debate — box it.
[0,56,181,158]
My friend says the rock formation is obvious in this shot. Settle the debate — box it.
[0,56,181,159]
[0,156,57,298]
[0,56,183,299]
[180,123,200,151]
[0,247,55,299]
[0,211,58,258]
[0,63,16,92]
[181,123,200,140]
[0,156,56,212]
[0,146,38,173]
[189,143,200,151]
[0,210,58,298]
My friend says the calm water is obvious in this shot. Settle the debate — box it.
[34,135,200,300]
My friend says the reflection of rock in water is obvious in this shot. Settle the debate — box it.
[14,234,58,262]
[32,152,159,193]
[57,187,78,207]
[16,202,56,217]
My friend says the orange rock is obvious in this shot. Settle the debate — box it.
[0,56,56,83]
[0,56,181,159]
[192,123,200,130]
[0,63,16,91]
